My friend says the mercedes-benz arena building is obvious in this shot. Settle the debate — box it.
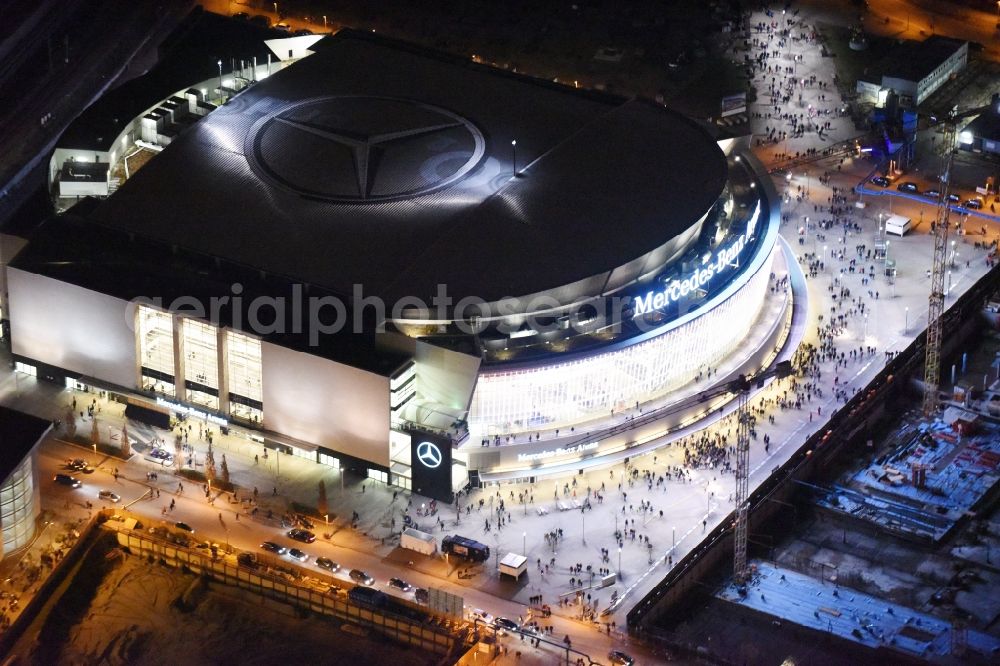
[2,25,793,501]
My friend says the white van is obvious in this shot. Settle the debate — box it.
[884,214,912,236]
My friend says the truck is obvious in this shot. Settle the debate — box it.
[348,585,388,609]
[442,535,490,562]
[400,528,438,555]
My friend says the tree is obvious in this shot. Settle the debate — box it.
[220,454,230,485]
[318,480,328,517]
[90,418,100,451]
[65,406,77,439]
[205,446,216,485]
[120,424,131,458]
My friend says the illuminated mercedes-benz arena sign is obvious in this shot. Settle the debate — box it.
[10,28,795,498]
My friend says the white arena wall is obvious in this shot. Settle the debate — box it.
[7,267,138,388]
[260,341,391,466]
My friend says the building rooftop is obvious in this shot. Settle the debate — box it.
[0,406,50,483]
[873,35,966,85]
[83,28,727,313]
[9,215,411,377]
[58,8,278,152]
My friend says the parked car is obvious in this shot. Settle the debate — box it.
[174,522,194,533]
[315,557,340,572]
[274,22,291,32]
[896,181,919,193]
[288,548,309,562]
[870,176,890,187]
[98,490,120,502]
[249,14,271,28]
[261,541,287,555]
[67,459,93,473]
[237,552,259,569]
[947,193,961,203]
[293,28,313,36]
[493,617,519,633]
[388,577,412,592]
[608,650,635,665]
[924,189,941,199]
[349,569,374,586]
[964,197,984,210]
[54,474,81,488]
[287,528,316,543]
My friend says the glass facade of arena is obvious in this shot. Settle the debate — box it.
[183,319,220,411]
[226,330,263,424]
[1,457,36,555]
[138,305,175,396]
[469,262,771,434]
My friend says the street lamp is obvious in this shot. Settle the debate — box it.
[581,508,586,545]
[864,314,869,340]
[672,526,676,547]
[323,15,328,28]
[905,307,909,332]
[823,245,828,271]
[273,2,278,17]
[511,139,517,177]
[617,547,622,576]
[217,60,222,99]
[523,531,526,554]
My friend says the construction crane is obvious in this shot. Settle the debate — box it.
[733,359,794,586]
[920,101,994,416]
[921,121,955,417]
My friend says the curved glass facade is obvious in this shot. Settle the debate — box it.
[1,456,36,555]
[469,257,772,434]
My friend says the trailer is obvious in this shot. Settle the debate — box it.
[499,552,527,580]
[400,528,438,555]
[884,214,912,236]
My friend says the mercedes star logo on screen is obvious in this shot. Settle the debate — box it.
[246,96,486,203]
[416,441,443,469]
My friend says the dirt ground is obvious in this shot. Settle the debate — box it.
[10,534,439,666]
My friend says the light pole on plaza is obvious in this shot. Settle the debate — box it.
[905,307,909,332]
[523,531,526,554]
[672,526,676,548]
[864,314,869,340]
[217,59,222,99]
[323,15,328,29]
[511,139,517,177]
[617,547,622,577]
[581,508,586,545]
[823,245,828,271]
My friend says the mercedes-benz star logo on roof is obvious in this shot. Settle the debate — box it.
[246,96,486,203]
[416,441,443,469]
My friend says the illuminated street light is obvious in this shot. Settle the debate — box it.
[511,139,517,177]
[905,307,909,332]
[217,59,222,99]
[617,547,622,576]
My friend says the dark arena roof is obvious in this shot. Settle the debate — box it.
[0,406,49,483]
[88,29,728,316]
